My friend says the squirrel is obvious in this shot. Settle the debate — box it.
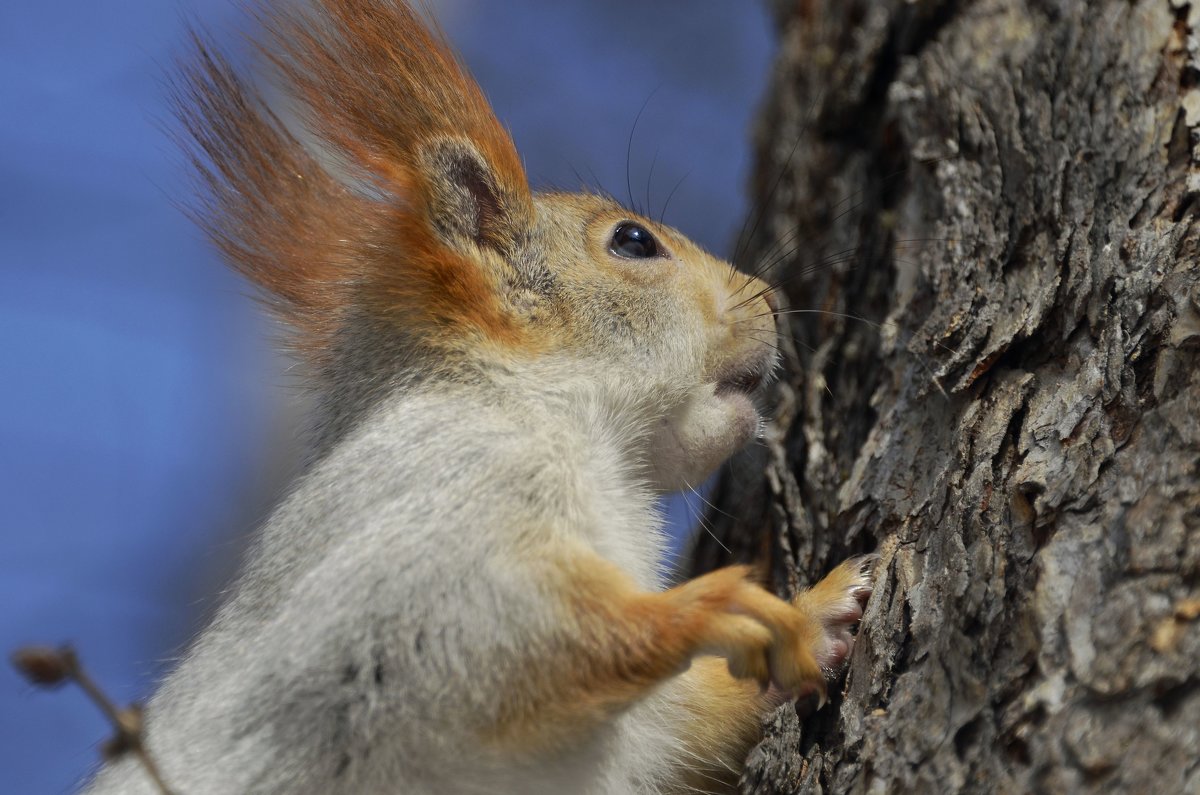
[85,1,877,793]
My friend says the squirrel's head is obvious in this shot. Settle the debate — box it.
[177,0,777,489]
[518,192,779,490]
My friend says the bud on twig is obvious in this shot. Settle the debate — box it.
[11,645,77,688]
[10,644,177,794]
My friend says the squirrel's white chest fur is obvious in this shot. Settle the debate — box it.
[87,387,685,794]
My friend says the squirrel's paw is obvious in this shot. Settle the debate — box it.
[667,557,877,699]
[796,554,879,669]
[788,554,878,696]
[667,566,776,684]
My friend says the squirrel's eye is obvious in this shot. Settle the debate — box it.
[609,222,660,259]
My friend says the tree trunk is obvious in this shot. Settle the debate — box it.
[696,1,1200,792]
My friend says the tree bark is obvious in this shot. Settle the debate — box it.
[697,1,1200,792]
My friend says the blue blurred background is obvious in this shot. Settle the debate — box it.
[0,1,773,790]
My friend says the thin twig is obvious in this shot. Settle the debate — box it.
[12,645,177,795]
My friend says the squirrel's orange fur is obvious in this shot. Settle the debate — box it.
[176,0,535,360]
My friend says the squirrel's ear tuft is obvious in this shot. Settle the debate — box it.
[421,138,528,253]
[272,0,535,232]
[175,1,538,362]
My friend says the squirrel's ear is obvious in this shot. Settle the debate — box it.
[177,1,542,359]
[267,0,536,250]
[421,137,529,253]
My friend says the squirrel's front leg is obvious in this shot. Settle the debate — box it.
[485,549,877,766]
[661,555,878,793]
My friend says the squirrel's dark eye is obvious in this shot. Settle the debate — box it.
[609,222,660,259]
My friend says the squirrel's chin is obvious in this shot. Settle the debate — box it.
[646,385,760,492]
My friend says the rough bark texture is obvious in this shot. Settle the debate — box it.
[697,1,1200,792]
